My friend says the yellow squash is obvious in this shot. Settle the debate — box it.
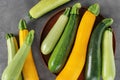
[18,19,39,80]
[56,3,100,80]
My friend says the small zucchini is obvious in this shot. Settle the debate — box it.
[85,18,113,80]
[41,8,70,55]
[102,28,116,80]
[2,30,35,80]
[48,3,81,73]
[6,34,16,64]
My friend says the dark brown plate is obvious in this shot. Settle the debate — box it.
[39,7,116,80]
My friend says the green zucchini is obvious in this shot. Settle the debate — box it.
[48,3,81,73]
[6,34,16,64]
[29,0,70,19]
[6,34,23,80]
[85,18,113,80]
[41,8,70,55]
[102,28,116,80]
[2,30,34,80]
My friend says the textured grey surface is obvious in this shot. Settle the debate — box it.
[0,0,120,80]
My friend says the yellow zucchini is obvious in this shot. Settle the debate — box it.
[56,3,100,80]
[18,19,39,80]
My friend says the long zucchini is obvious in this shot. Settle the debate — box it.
[41,8,70,55]
[18,19,39,80]
[102,28,116,80]
[29,0,70,19]
[1,30,35,80]
[56,3,100,80]
[85,18,113,80]
[48,3,81,73]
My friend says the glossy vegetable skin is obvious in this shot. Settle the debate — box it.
[56,3,100,80]
[41,8,70,55]
[1,30,35,80]
[102,28,116,80]
[85,18,113,80]
[29,0,70,19]
[48,3,81,74]
[19,20,39,80]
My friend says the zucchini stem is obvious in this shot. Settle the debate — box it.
[102,18,114,27]
[6,34,10,40]
[107,28,113,32]
[25,30,35,46]
[88,3,100,16]
[6,33,13,40]
[18,19,27,30]
[63,7,71,16]
[71,3,81,14]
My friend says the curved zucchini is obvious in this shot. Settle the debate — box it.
[85,18,113,80]
[48,3,81,73]
[102,28,116,80]
[41,8,70,55]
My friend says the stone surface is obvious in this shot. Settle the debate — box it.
[0,0,120,80]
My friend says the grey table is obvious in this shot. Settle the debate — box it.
[0,0,120,80]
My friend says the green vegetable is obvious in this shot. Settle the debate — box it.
[85,18,113,80]
[2,30,35,80]
[88,3,100,16]
[6,34,23,80]
[102,28,116,80]
[29,0,70,19]
[41,8,70,55]
[48,3,81,73]
[6,34,16,64]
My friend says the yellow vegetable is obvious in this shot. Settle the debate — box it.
[18,19,39,80]
[56,3,100,80]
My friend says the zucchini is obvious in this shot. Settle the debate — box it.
[6,34,23,80]
[18,19,39,80]
[102,28,116,80]
[85,18,113,80]
[1,30,35,80]
[6,34,16,64]
[29,0,70,19]
[56,3,100,80]
[48,3,81,73]
[41,8,70,55]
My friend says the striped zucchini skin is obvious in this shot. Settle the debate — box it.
[85,18,113,80]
